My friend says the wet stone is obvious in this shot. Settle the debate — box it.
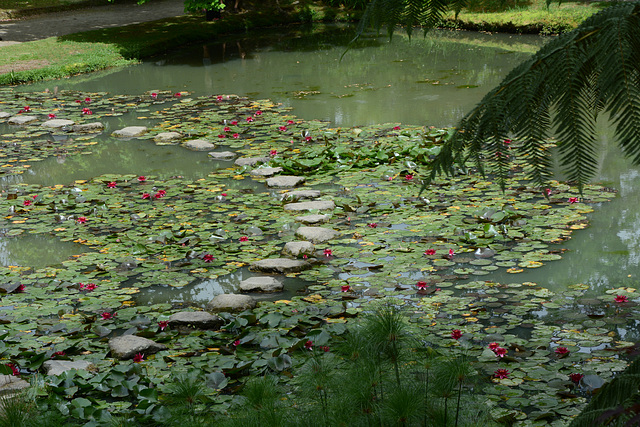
[8,115,37,125]
[235,156,269,167]
[108,335,167,360]
[295,214,330,224]
[184,139,215,151]
[282,241,315,257]
[0,375,29,396]
[295,226,340,243]
[207,294,257,313]
[283,190,321,200]
[168,311,223,330]
[208,151,237,160]
[112,126,147,138]
[250,167,283,177]
[266,176,305,188]
[71,122,104,133]
[42,360,96,376]
[0,112,10,119]
[250,258,311,274]
[239,276,284,293]
[154,131,182,142]
[284,200,335,212]
[41,119,75,128]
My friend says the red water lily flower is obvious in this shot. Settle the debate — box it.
[254,110,262,116]
[405,174,414,180]
[451,329,462,340]
[233,339,240,347]
[107,181,117,188]
[304,340,313,350]
[568,197,578,204]
[494,369,510,379]
[51,351,66,359]
[341,285,351,292]
[202,254,214,263]
[151,93,158,99]
[223,126,231,132]
[101,312,115,320]
[503,139,511,145]
[23,200,32,206]
[488,342,500,350]
[221,193,227,197]
[218,134,226,139]
[16,284,25,293]
[156,190,167,197]
[279,126,287,131]
[82,108,92,115]
[22,106,31,112]
[304,136,312,142]
[80,283,96,291]
[493,347,507,357]
[232,133,240,138]
[48,113,56,119]
[133,353,144,363]
[158,321,169,331]
[77,216,87,223]
[231,120,238,125]
[138,176,146,182]
[141,193,151,199]
[424,249,436,255]
[569,373,584,385]
[555,346,569,355]
[367,222,378,228]
[322,346,330,352]
[614,295,628,303]
[174,92,182,97]
[246,117,254,123]
[287,120,295,125]
[217,95,224,101]
[448,249,455,258]
[324,248,332,257]
[544,188,552,196]
[6,363,19,376]
[239,236,249,242]
[416,281,428,290]
[84,97,91,103]
[269,150,277,156]
[393,126,401,130]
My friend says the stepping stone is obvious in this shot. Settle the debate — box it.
[208,151,237,160]
[183,138,215,151]
[283,190,321,200]
[71,122,104,133]
[154,131,182,142]
[249,258,311,274]
[108,335,167,360]
[250,167,283,177]
[0,112,11,119]
[235,156,269,167]
[239,276,284,293]
[0,375,29,396]
[207,294,256,313]
[112,126,147,138]
[41,119,75,128]
[266,176,305,188]
[8,115,37,125]
[168,311,224,330]
[284,200,335,212]
[295,226,340,243]
[42,360,96,377]
[282,241,315,257]
[295,214,330,224]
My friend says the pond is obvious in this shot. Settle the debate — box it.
[6,24,639,303]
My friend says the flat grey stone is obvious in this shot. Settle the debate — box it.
[283,190,321,200]
[112,126,147,137]
[239,276,283,293]
[108,335,167,360]
[266,176,305,188]
[282,241,315,257]
[71,122,104,133]
[183,139,215,151]
[168,311,223,329]
[295,214,330,224]
[208,151,237,160]
[249,258,311,274]
[250,167,283,177]
[0,375,29,396]
[154,131,182,142]
[0,112,11,119]
[284,200,336,212]
[207,294,256,313]
[8,115,37,125]
[234,156,269,167]
[295,226,340,243]
[41,119,75,128]
[42,360,96,377]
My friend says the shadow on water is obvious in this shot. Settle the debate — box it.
[0,232,87,268]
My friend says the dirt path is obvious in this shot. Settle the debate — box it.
[0,0,185,47]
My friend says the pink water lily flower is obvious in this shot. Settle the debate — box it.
[158,321,169,331]
[254,110,262,116]
[494,369,510,379]
[137,176,146,182]
[279,126,288,131]
[101,312,115,320]
[269,150,277,156]
[614,295,628,303]
[493,347,507,357]
[107,181,117,188]
[304,136,312,142]
[76,217,87,223]
[133,353,144,362]
[82,108,92,115]
[341,285,351,292]
[416,281,428,290]
[23,200,32,206]
[324,248,332,257]
[246,117,254,123]
[48,113,56,119]
[239,236,249,242]
[424,249,436,255]
[568,197,578,204]
[232,133,240,138]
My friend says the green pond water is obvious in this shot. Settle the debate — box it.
[5,25,639,303]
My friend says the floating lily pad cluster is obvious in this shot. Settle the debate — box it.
[0,87,634,425]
